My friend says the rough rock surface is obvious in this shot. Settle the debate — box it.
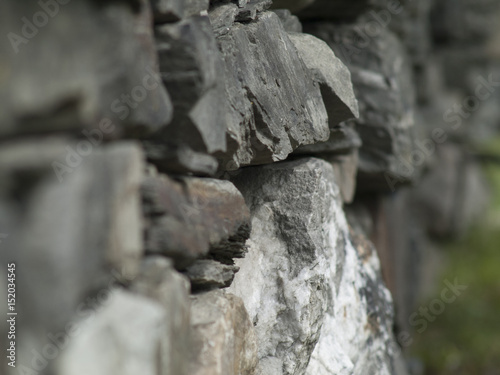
[0,1,172,138]
[184,260,240,291]
[288,32,359,127]
[305,23,416,191]
[0,140,145,371]
[132,256,192,375]
[190,290,258,375]
[227,158,403,375]
[56,290,166,375]
[216,11,330,171]
[143,174,251,268]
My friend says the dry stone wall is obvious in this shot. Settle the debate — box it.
[1,0,499,374]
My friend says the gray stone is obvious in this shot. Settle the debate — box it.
[296,0,406,21]
[184,260,240,291]
[0,140,145,371]
[131,256,191,375]
[413,144,490,239]
[55,290,165,375]
[209,3,239,37]
[328,150,359,204]
[270,0,315,13]
[148,15,227,175]
[143,174,251,268]
[288,32,359,127]
[185,0,210,17]
[190,290,258,375]
[235,0,273,22]
[295,120,362,155]
[305,23,416,191]
[150,0,185,23]
[0,1,172,139]
[228,158,402,374]
[143,142,219,176]
[216,12,329,170]
[272,9,303,33]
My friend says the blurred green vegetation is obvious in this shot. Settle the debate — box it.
[411,137,500,375]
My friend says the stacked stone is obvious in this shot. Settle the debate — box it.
[1,0,498,375]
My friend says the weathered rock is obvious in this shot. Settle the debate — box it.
[272,9,303,33]
[0,139,144,364]
[147,15,226,175]
[295,121,362,155]
[132,256,191,375]
[144,142,219,176]
[413,144,489,239]
[184,260,240,291]
[209,3,239,37]
[270,0,315,13]
[227,158,402,374]
[216,12,330,170]
[288,32,359,127]
[190,290,258,375]
[305,23,416,191]
[55,290,166,375]
[143,174,251,268]
[0,1,172,139]
[328,150,360,204]
[235,0,272,22]
[150,0,185,23]
[431,0,500,44]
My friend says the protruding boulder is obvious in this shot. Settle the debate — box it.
[189,291,258,375]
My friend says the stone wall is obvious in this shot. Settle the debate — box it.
[1,0,499,374]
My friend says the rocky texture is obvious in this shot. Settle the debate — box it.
[0,1,172,139]
[431,0,500,44]
[216,11,330,170]
[235,0,272,22]
[184,260,240,291]
[151,0,185,23]
[2,1,498,375]
[288,33,359,127]
[142,174,251,268]
[147,15,226,175]
[190,290,258,375]
[305,23,416,191]
[228,158,403,375]
[56,290,165,375]
[0,140,145,371]
[273,9,303,33]
[131,256,191,375]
